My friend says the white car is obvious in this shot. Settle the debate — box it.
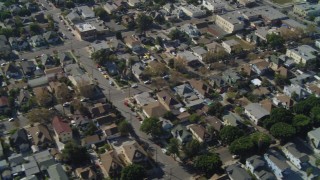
[63,102,71,107]
[109,80,114,86]
[131,84,138,88]
[80,98,89,102]
[144,80,151,84]
[1,63,7,67]
[98,68,102,72]
[8,118,14,122]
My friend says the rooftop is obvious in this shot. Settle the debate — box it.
[75,23,96,32]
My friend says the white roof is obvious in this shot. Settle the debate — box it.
[75,23,96,32]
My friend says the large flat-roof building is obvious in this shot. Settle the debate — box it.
[75,23,97,40]
[215,11,245,34]
[180,4,206,18]
[286,45,318,64]
[202,0,226,13]
[293,3,320,18]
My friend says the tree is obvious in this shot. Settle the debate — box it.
[306,167,314,178]
[29,23,42,35]
[55,83,72,103]
[183,139,201,158]
[120,164,146,180]
[188,113,200,123]
[27,108,54,124]
[266,33,285,49]
[0,10,11,21]
[118,120,131,136]
[136,14,153,32]
[207,102,224,118]
[61,141,90,165]
[18,8,31,17]
[274,74,289,86]
[219,126,244,145]
[263,108,293,129]
[193,153,222,177]
[0,28,14,38]
[203,50,228,64]
[293,96,320,115]
[116,31,122,40]
[250,132,271,153]
[163,111,175,121]
[310,106,320,127]
[91,49,116,65]
[94,7,108,20]
[140,117,163,137]
[167,138,179,157]
[229,136,255,156]
[293,114,312,135]
[84,122,98,136]
[270,122,296,143]
[37,89,53,107]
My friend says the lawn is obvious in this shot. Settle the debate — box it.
[271,0,293,4]
[224,35,255,51]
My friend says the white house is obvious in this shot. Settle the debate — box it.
[244,103,270,125]
[264,149,290,179]
[180,5,206,18]
[222,39,240,53]
[285,45,318,64]
[282,142,309,169]
[283,84,309,100]
[246,155,276,180]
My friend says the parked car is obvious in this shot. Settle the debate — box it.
[8,118,14,122]
[131,83,138,88]
[144,80,151,84]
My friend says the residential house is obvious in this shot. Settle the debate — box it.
[127,0,144,7]
[272,94,294,109]
[100,151,123,178]
[90,103,111,119]
[156,89,182,113]
[0,160,8,171]
[41,54,56,69]
[75,166,97,180]
[180,4,206,18]
[252,87,270,96]
[285,45,318,65]
[103,2,118,14]
[174,83,204,109]
[226,163,252,180]
[1,170,11,180]
[134,92,157,106]
[264,149,290,179]
[306,84,320,97]
[283,84,309,100]
[222,39,240,54]
[142,101,168,118]
[222,112,244,127]
[10,128,30,153]
[171,124,193,144]
[282,142,309,169]
[29,35,46,47]
[81,135,104,148]
[20,60,36,76]
[75,23,97,40]
[244,103,270,125]
[250,59,269,75]
[238,0,255,6]
[189,79,213,99]
[52,116,72,143]
[120,141,148,165]
[254,27,277,42]
[43,31,60,44]
[68,74,95,98]
[77,6,95,19]
[26,124,54,149]
[33,150,56,171]
[293,3,320,18]
[123,35,143,53]
[176,50,202,67]
[246,155,276,180]
[222,69,241,85]
[132,62,145,81]
[259,99,273,113]
[187,124,212,143]
[191,46,207,62]
[59,52,73,66]
[205,116,223,133]
[216,11,245,34]
[4,63,20,78]
[95,113,117,127]
[101,123,121,140]
[66,10,83,25]
[307,127,320,149]
[0,35,11,57]
[47,163,69,180]
[202,0,226,12]
[8,37,29,51]
[181,24,201,38]
[159,117,174,132]
[208,75,227,89]
[316,39,320,49]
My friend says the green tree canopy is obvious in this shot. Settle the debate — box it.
[266,33,285,49]
[61,141,90,165]
[120,164,146,180]
[293,114,312,135]
[167,138,180,156]
[193,153,222,177]
[91,49,116,65]
[136,14,153,31]
[118,120,131,136]
[29,23,42,35]
[219,126,244,145]
[140,117,163,137]
[263,108,293,129]
[229,136,255,156]
[27,108,54,124]
[188,113,200,123]
[311,106,320,127]
[250,132,272,153]
[270,122,296,143]
[207,102,224,118]
[94,7,108,20]
[293,96,320,115]
[183,139,201,158]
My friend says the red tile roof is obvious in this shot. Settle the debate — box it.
[52,116,72,134]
